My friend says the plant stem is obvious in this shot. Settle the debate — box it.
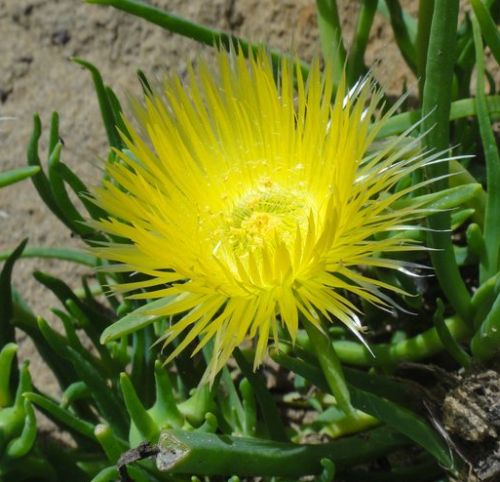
[304,322,353,415]
[300,316,470,367]
[421,0,472,322]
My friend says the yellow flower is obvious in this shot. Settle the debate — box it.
[92,48,431,380]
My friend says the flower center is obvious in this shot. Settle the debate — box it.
[226,179,310,254]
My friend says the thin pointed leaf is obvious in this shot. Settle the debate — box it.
[0,246,97,266]
[471,0,500,65]
[233,348,287,442]
[0,166,40,188]
[24,392,96,441]
[100,297,173,343]
[72,58,121,148]
[272,352,455,470]
[85,0,309,78]
[66,347,128,438]
[0,238,27,347]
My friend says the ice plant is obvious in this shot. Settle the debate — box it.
[91,48,434,380]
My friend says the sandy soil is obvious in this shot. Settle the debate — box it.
[0,0,414,412]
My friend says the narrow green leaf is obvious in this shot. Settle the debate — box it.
[24,392,96,440]
[233,348,288,442]
[153,360,184,429]
[315,0,346,80]
[56,163,108,221]
[27,114,64,219]
[48,111,60,154]
[330,315,470,367]
[348,0,378,82]
[6,400,37,458]
[61,381,91,408]
[378,0,417,41]
[304,322,353,416]
[33,271,85,312]
[85,0,309,79]
[100,297,173,344]
[11,290,78,389]
[472,13,500,282]
[120,372,159,442]
[376,95,500,138]
[47,142,93,236]
[137,69,153,95]
[0,166,40,188]
[432,299,471,368]
[0,246,97,266]
[416,0,434,95]
[471,0,500,65]
[72,58,121,148]
[105,86,130,141]
[94,424,129,463]
[34,271,107,327]
[239,378,257,437]
[90,466,118,482]
[471,290,500,359]
[421,0,472,322]
[272,353,455,470]
[0,238,27,348]
[391,183,482,210]
[0,343,17,407]
[385,0,417,73]
[66,347,128,438]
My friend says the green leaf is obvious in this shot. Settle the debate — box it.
[391,183,483,210]
[471,290,500,360]
[233,348,288,442]
[315,0,346,81]
[24,392,96,441]
[100,296,173,344]
[0,239,27,348]
[11,290,78,389]
[0,246,97,266]
[349,388,455,470]
[471,0,500,65]
[27,114,67,224]
[6,400,37,458]
[421,0,472,322]
[65,347,128,438]
[472,13,500,282]
[384,0,417,73]
[72,58,122,149]
[156,426,409,476]
[85,0,309,79]
[272,352,455,470]
[120,372,159,442]
[33,271,108,327]
[432,299,471,368]
[376,95,500,138]
[0,343,18,407]
[0,166,40,188]
[47,142,93,236]
[348,0,378,82]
